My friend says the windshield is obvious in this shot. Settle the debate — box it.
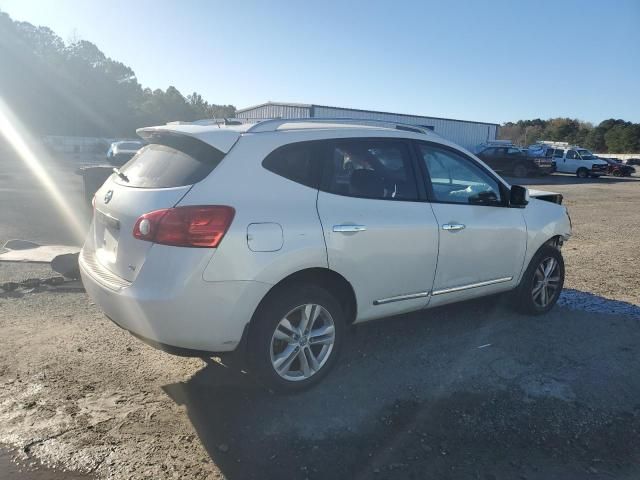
[577,149,595,160]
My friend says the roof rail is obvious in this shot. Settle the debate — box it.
[166,118,247,126]
[245,117,434,135]
[535,141,570,148]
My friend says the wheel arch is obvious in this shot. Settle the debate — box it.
[517,234,566,286]
[250,267,358,327]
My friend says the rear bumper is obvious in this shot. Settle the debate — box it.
[80,246,271,353]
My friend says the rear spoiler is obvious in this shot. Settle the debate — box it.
[137,125,241,154]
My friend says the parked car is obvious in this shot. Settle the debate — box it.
[80,119,572,391]
[106,140,144,166]
[474,142,554,177]
[625,158,640,166]
[599,157,636,177]
[528,142,608,178]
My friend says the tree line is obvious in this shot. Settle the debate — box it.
[0,10,235,138]
[498,118,640,153]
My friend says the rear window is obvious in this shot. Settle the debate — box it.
[116,135,224,188]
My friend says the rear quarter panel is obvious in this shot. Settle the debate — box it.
[178,133,328,285]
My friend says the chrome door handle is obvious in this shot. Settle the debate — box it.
[442,223,466,231]
[333,224,367,233]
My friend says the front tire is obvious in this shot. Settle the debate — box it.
[577,168,589,178]
[514,245,565,315]
[248,284,345,392]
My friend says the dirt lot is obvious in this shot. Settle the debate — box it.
[1,160,640,479]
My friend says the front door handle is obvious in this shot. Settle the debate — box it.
[333,224,367,233]
[442,223,466,231]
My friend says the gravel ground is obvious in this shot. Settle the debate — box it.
[1,158,640,479]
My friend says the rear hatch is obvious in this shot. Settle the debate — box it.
[89,131,231,282]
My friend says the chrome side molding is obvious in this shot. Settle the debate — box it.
[373,291,431,305]
[432,277,513,296]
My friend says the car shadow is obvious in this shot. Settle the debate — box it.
[504,173,639,186]
[558,288,640,318]
[161,291,640,479]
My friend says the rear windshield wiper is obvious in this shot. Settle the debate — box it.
[113,168,129,183]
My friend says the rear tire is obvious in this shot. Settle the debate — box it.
[248,284,345,393]
[577,168,589,179]
[513,245,565,315]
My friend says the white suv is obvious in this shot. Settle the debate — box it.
[80,119,572,391]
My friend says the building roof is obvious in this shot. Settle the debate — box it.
[236,101,313,113]
[236,101,499,127]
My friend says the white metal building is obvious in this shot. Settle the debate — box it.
[236,102,499,150]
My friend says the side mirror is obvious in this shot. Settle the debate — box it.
[510,185,529,208]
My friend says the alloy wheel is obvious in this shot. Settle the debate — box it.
[531,257,561,308]
[270,304,336,382]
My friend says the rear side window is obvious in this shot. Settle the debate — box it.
[323,139,418,201]
[553,149,565,158]
[262,141,322,188]
[116,135,224,188]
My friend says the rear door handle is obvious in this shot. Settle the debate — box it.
[442,223,466,231]
[333,224,367,233]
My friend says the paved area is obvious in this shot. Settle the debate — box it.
[1,154,639,479]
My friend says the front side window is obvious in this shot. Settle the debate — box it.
[418,143,502,206]
[566,150,577,159]
[507,147,522,155]
[323,140,418,201]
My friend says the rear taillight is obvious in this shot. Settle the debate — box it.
[133,205,235,248]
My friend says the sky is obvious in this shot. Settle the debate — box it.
[1,0,639,124]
